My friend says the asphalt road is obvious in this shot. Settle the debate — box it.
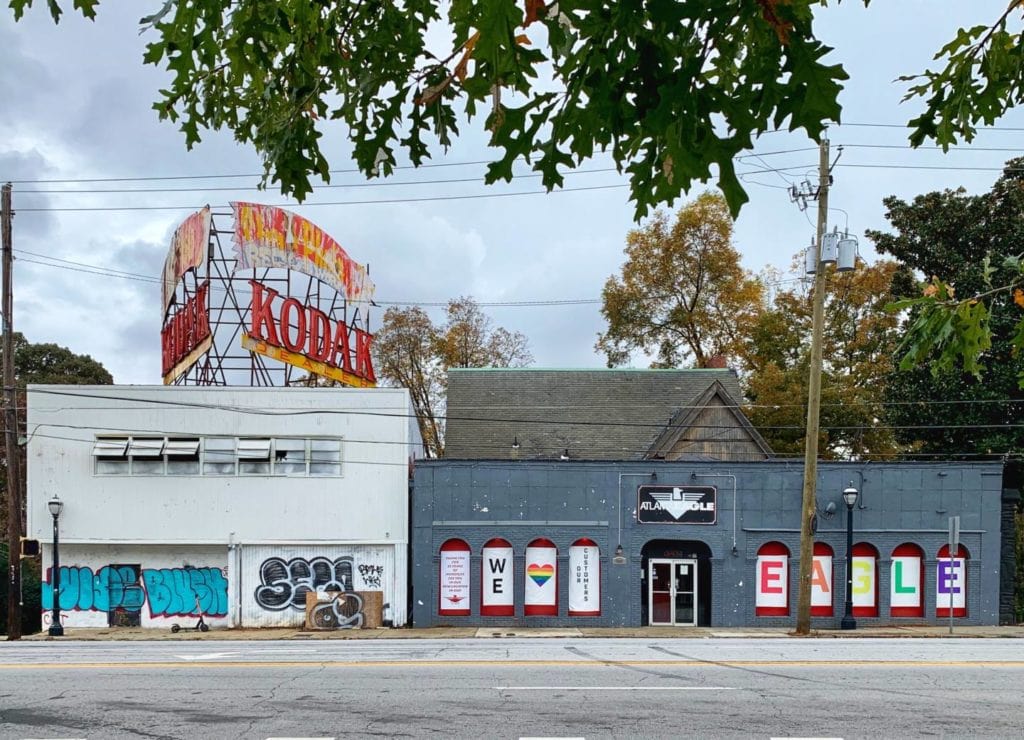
[1,638,1022,739]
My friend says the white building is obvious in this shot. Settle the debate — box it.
[26,385,423,630]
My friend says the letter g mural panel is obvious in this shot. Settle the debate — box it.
[241,544,395,627]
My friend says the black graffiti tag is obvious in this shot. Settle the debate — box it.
[254,556,354,611]
[358,564,384,589]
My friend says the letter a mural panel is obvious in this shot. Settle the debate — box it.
[811,543,834,617]
[481,538,514,616]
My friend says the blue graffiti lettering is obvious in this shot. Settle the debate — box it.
[143,568,228,617]
[42,565,228,618]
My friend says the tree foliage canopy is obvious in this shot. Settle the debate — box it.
[596,192,764,369]
[373,297,531,457]
[744,259,904,458]
[13,2,1022,220]
[11,1,1024,383]
[0,333,114,547]
[10,332,114,387]
[869,167,1024,457]
[10,0,852,218]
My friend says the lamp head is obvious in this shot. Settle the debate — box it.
[47,494,63,519]
[842,486,859,508]
[511,436,520,450]
[559,448,569,461]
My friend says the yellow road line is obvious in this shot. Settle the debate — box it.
[0,659,1023,670]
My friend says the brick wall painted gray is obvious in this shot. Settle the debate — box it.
[999,488,1020,624]
[411,460,1004,627]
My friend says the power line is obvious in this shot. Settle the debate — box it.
[11,183,630,213]
[6,159,498,185]
[15,167,620,195]
[22,387,1024,432]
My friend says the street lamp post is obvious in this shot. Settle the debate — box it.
[840,485,859,631]
[47,494,64,637]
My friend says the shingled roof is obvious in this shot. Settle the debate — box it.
[443,368,772,461]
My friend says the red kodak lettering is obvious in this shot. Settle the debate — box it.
[332,320,353,373]
[249,280,280,345]
[354,328,376,383]
[307,306,332,361]
[279,297,307,353]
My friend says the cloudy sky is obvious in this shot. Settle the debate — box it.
[2,2,1023,384]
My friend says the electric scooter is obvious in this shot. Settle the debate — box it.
[171,593,210,633]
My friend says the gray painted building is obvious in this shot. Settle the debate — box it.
[412,460,1004,628]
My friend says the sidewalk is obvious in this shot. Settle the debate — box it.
[17,624,1024,641]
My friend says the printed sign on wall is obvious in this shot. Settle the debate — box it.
[755,543,789,616]
[637,485,717,524]
[481,538,514,616]
[525,538,557,616]
[568,539,600,616]
[811,544,833,616]
[890,544,924,617]
[438,539,471,616]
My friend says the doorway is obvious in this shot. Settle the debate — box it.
[648,559,697,626]
[641,540,712,626]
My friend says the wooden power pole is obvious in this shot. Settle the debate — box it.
[2,182,21,640]
[795,137,830,635]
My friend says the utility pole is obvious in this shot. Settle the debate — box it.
[795,136,830,635]
[2,182,21,641]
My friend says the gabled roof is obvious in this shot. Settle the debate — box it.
[443,367,768,461]
[644,380,774,460]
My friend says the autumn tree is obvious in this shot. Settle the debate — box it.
[869,165,1024,458]
[373,298,531,457]
[596,192,764,370]
[744,259,905,458]
[434,297,533,370]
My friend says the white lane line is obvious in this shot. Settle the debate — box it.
[175,652,239,661]
[495,686,735,691]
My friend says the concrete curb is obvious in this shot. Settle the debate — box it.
[12,625,1024,641]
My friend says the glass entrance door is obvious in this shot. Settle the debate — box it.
[648,558,698,626]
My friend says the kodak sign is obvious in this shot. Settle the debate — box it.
[162,281,212,381]
[243,279,376,387]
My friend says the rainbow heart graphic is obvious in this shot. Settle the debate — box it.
[527,563,554,587]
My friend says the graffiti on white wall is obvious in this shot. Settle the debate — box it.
[309,592,365,629]
[358,564,384,589]
[41,565,228,617]
[254,556,356,611]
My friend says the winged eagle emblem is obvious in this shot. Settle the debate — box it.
[649,488,705,520]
